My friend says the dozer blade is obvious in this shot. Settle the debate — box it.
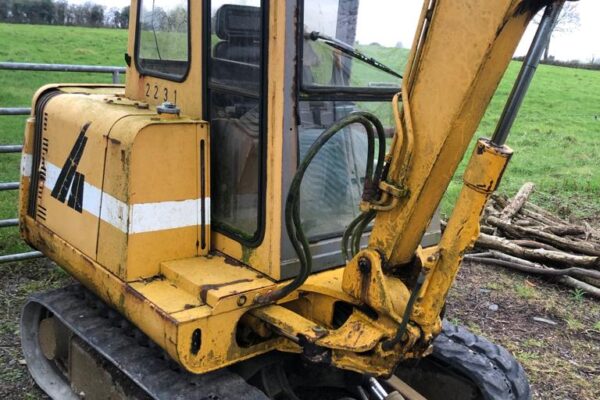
[20,284,268,400]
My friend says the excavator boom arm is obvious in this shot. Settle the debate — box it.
[370,0,558,265]
[333,0,566,371]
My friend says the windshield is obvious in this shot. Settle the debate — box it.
[301,0,409,93]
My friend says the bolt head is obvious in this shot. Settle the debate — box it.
[358,257,371,274]
[157,101,180,115]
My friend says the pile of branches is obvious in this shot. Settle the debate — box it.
[465,183,600,299]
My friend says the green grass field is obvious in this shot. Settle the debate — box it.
[448,61,600,219]
[0,22,599,256]
[0,23,127,254]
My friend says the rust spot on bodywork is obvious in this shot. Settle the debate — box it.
[223,254,245,267]
[140,274,165,284]
[199,279,253,303]
[124,284,144,302]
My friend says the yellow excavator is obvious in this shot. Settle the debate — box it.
[17,0,568,398]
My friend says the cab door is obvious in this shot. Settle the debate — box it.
[204,1,267,246]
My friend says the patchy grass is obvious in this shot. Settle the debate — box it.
[0,258,71,399]
[571,288,586,303]
[446,261,600,400]
[515,282,539,300]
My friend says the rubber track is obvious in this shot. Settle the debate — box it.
[25,284,269,400]
[432,320,531,400]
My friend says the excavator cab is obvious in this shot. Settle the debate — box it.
[124,0,440,279]
[18,0,565,398]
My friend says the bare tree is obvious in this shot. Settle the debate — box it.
[536,2,580,61]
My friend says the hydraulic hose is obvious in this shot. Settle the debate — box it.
[256,112,387,304]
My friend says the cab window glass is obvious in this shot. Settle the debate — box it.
[298,0,408,240]
[137,0,189,80]
[207,1,265,242]
[299,101,393,240]
[302,0,406,91]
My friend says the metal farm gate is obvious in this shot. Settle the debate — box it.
[0,62,125,263]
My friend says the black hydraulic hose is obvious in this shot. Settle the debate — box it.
[256,112,387,304]
[351,210,376,256]
[342,211,368,261]
[353,111,387,198]
[382,269,426,351]
[342,113,388,260]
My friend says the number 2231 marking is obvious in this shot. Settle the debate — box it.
[145,83,177,104]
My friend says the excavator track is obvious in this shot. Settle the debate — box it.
[20,284,269,400]
[20,284,530,400]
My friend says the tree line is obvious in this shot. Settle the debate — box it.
[0,0,130,29]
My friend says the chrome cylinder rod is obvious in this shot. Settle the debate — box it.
[491,1,566,147]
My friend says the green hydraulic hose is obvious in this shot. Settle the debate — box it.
[256,112,387,304]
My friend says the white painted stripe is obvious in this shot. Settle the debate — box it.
[129,199,198,234]
[203,198,211,225]
[45,161,60,189]
[100,192,129,232]
[37,160,208,234]
[21,153,33,178]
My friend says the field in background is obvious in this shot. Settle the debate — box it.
[447,61,600,221]
[0,23,127,254]
[0,21,599,251]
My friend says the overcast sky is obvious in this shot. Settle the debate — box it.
[71,0,600,62]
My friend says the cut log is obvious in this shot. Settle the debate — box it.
[500,183,535,221]
[511,239,559,252]
[578,276,600,288]
[490,250,600,280]
[486,250,544,267]
[518,208,562,227]
[476,233,600,269]
[465,257,600,282]
[487,216,600,257]
[542,225,586,237]
[513,219,537,227]
[522,201,568,224]
[484,205,496,215]
[480,225,496,235]
[557,277,600,299]
[490,193,509,209]
[469,252,494,258]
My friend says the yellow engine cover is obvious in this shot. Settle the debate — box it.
[21,86,211,281]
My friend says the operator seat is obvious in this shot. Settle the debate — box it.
[211,5,261,89]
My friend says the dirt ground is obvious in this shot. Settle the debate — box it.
[446,261,600,400]
[1,257,599,399]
